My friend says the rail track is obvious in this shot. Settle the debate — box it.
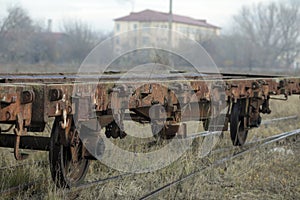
[0,113,295,172]
[0,127,300,200]
[0,114,299,198]
[139,128,300,200]
[0,70,300,190]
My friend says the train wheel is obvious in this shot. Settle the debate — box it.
[49,118,89,188]
[151,122,178,140]
[202,119,210,131]
[230,101,248,146]
[151,122,164,142]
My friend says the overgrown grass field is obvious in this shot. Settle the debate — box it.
[0,96,299,199]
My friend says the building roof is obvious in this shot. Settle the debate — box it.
[115,9,220,29]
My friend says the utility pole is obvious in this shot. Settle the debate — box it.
[168,0,173,47]
[168,0,173,30]
[168,0,173,67]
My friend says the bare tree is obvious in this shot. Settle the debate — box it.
[60,20,99,63]
[277,0,300,67]
[233,0,300,69]
[201,34,257,71]
[0,6,36,63]
[0,6,111,66]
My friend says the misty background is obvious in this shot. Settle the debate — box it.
[0,0,299,74]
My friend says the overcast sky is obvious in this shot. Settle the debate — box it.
[0,0,276,32]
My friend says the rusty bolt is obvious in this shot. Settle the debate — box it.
[252,82,260,89]
[49,89,63,101]
[21,90,34,104]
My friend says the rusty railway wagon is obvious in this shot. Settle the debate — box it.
[0,72,300,187]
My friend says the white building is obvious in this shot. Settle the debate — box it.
[114,9,220,48]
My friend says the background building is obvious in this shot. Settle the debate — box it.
[113,9,220,49]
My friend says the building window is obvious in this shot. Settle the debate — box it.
[116,23,120,31]
[133,24,138,29]
[142,23,150,33]
[179,27,185,33]
[142,23,151,28]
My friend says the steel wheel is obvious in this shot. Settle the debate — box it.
[202,119,210,131]
[49,118,89,188]
[230,101,248,146]
[151,122,178,140]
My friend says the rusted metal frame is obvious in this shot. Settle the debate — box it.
[0,84,33,124]
[268,78,300,100]
[38,76,300,138]
[48,78,300,129]
[81,77,298,129]
[47,83,81,147]
[41,77,276,145]
[0,84,35,159]
[224,79,274,132]
[0,134,49,151]
[125,81,209,123]
[1,76,300,153]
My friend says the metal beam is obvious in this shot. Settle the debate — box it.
[0,134,50,151]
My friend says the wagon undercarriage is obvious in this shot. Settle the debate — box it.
[1,72,300,187]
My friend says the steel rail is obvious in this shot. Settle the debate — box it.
[66,128,300,198]
[139,128,300,200]
[1,129,298,198]
[187,115,299,140]
[0,121,298,197]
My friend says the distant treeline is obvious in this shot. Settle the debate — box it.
[0,1,299,72]
[0,6,111,65]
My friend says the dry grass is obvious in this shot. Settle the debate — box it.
[0,97,299,199]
